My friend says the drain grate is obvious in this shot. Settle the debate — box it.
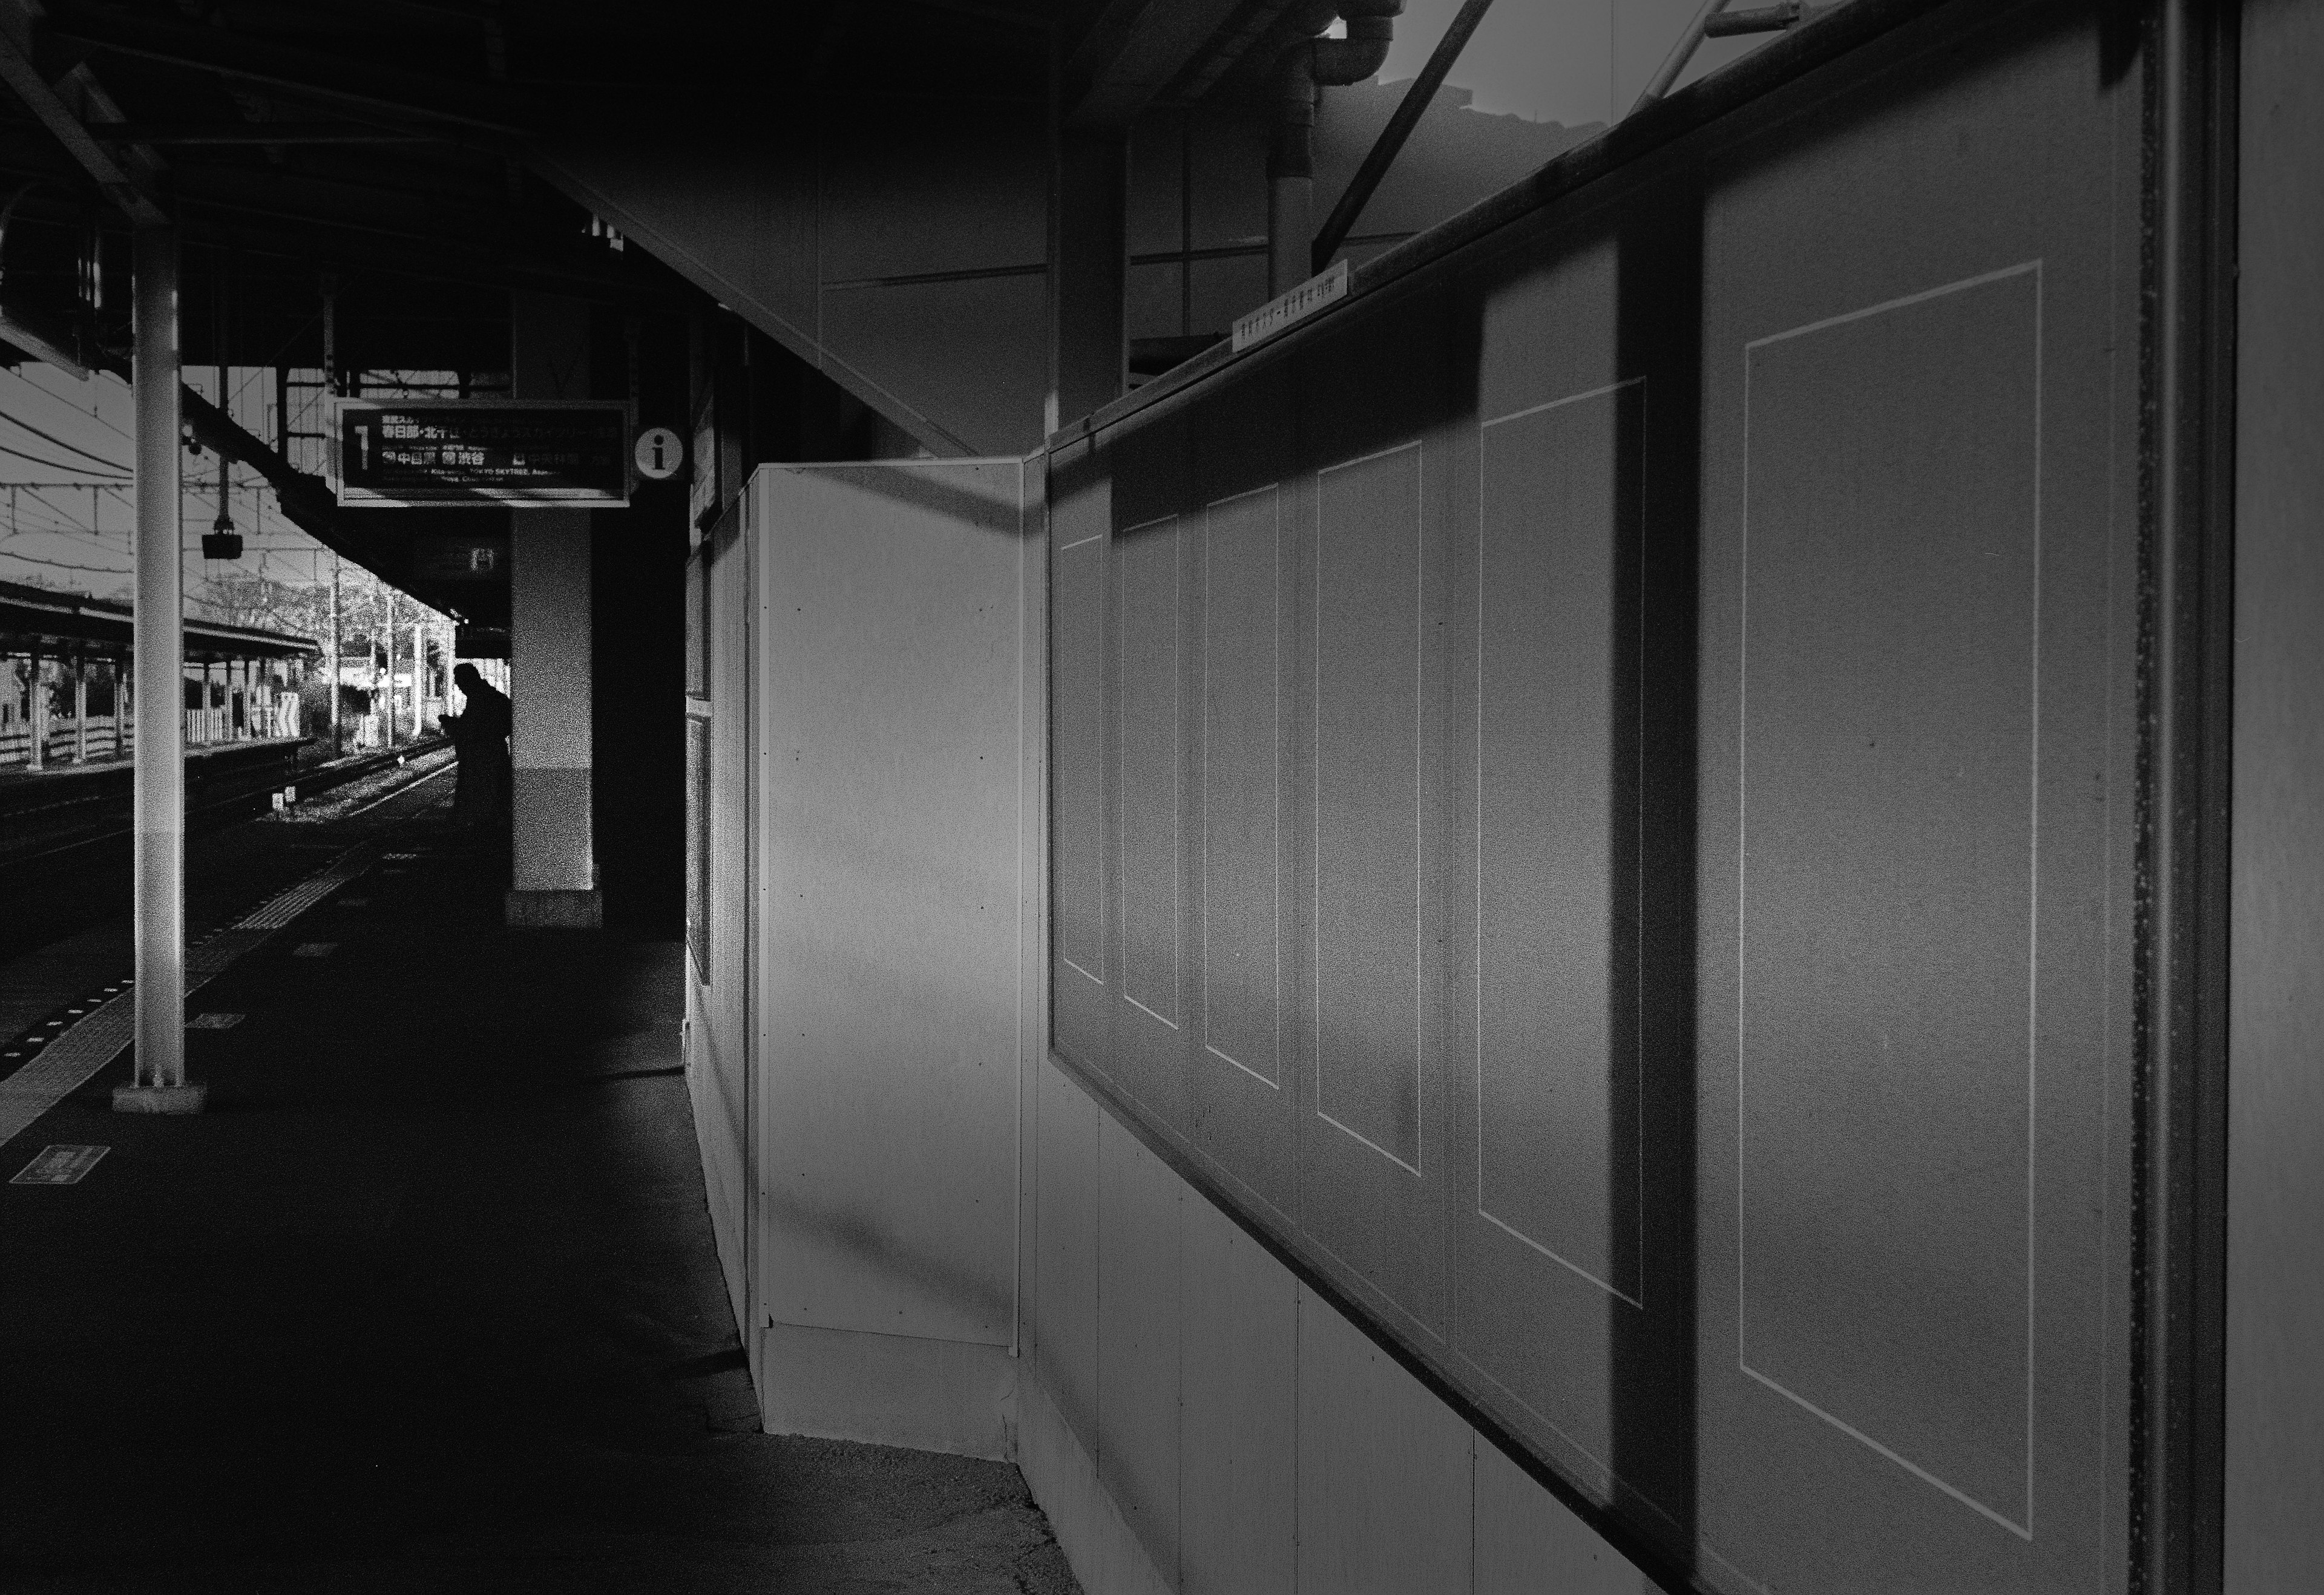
[11,1144,108,1185]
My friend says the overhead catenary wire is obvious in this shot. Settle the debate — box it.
[0,439,129,477]
[0,363,135,444]
[0,408,133,476]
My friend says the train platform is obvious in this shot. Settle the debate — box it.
[0,733,312,789]
[0,779,1078,1594]
[0,739,304,785]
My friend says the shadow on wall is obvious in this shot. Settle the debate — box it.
[1052,148,1712,1572]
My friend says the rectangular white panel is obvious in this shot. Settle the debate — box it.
[1739,266,2041,1532]
[1477,382,1639,1303]
[755,460,1028,1348]
[1295,1291,1474,1593]
[1118,519,1182,1028]
[1203,486,1282,1086]
[1055,533,1107,983]
[1313,444,1423,1172]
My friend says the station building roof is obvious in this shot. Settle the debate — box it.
[0,575,317,661]
[0,0,1319,629]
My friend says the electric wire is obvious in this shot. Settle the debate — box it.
[0,440,128,477]
[0,410,131,475]
[0,364,135,444]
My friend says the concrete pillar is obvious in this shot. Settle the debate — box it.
[72,659,86,762]
[121,224,197,1112]
[1048,129,1128,434]
[506,291,600,928]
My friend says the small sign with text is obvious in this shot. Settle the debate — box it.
[1231,259,1350,353]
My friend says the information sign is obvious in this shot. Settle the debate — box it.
[634,426,684,480]
[335,400,632,507]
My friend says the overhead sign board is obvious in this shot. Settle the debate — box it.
[335,399,632,508]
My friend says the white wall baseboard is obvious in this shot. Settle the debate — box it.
[1014,1365,1174,1595]
[753,1320,1016,1461]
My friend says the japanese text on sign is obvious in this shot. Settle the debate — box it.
[335,401,632,507]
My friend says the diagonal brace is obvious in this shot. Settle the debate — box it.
[0,31,167,225]
[1311,0,1497,275]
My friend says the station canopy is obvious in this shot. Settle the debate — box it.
[0,0,1365,618]
[0,574,315,660]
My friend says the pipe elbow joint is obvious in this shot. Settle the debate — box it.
[1309,34,1391,87]
[1268,2,1400,177]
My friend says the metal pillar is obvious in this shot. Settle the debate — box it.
[122,224,198,1111]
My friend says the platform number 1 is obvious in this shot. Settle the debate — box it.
[634,426,684,482]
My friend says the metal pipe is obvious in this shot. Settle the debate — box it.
[1704,1,1808,37]
[1311,0,1495,274]
[1630,0,1729,116]
[130,224,186,1098]
[1268,2,1401,297]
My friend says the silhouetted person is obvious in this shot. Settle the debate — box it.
[439,663,511,829]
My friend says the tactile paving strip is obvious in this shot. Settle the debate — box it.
[0,997,134,1149]
[0,837,388,1151]
[235,842,381,931]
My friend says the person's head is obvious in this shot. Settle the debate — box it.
[453,663,481,692]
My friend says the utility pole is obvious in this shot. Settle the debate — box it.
[383,583,398,746]
[321,273,338,402]
[324,274,345,764]
[26,648,44,771]
[328,552,341,757]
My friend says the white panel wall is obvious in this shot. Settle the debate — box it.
[2227,0,2324,1584]
[734,459,1042,1456]
[1019,1056,1655,1595]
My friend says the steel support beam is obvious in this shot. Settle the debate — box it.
[119,224,198,1112]
[0,30,167,224]
[89,122,449,146]
[1310,0,1494,273]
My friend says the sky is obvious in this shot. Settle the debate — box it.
[0,358,446,640]
[0,0,1791,626]
[1377,0,1782,129]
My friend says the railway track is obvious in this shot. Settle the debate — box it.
[0,738,448,881]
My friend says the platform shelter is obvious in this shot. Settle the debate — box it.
[0,2,2316,1592]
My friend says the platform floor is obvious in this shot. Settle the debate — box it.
[0,788,1078,1593]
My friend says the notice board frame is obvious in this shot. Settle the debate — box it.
[332,397,635,508]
